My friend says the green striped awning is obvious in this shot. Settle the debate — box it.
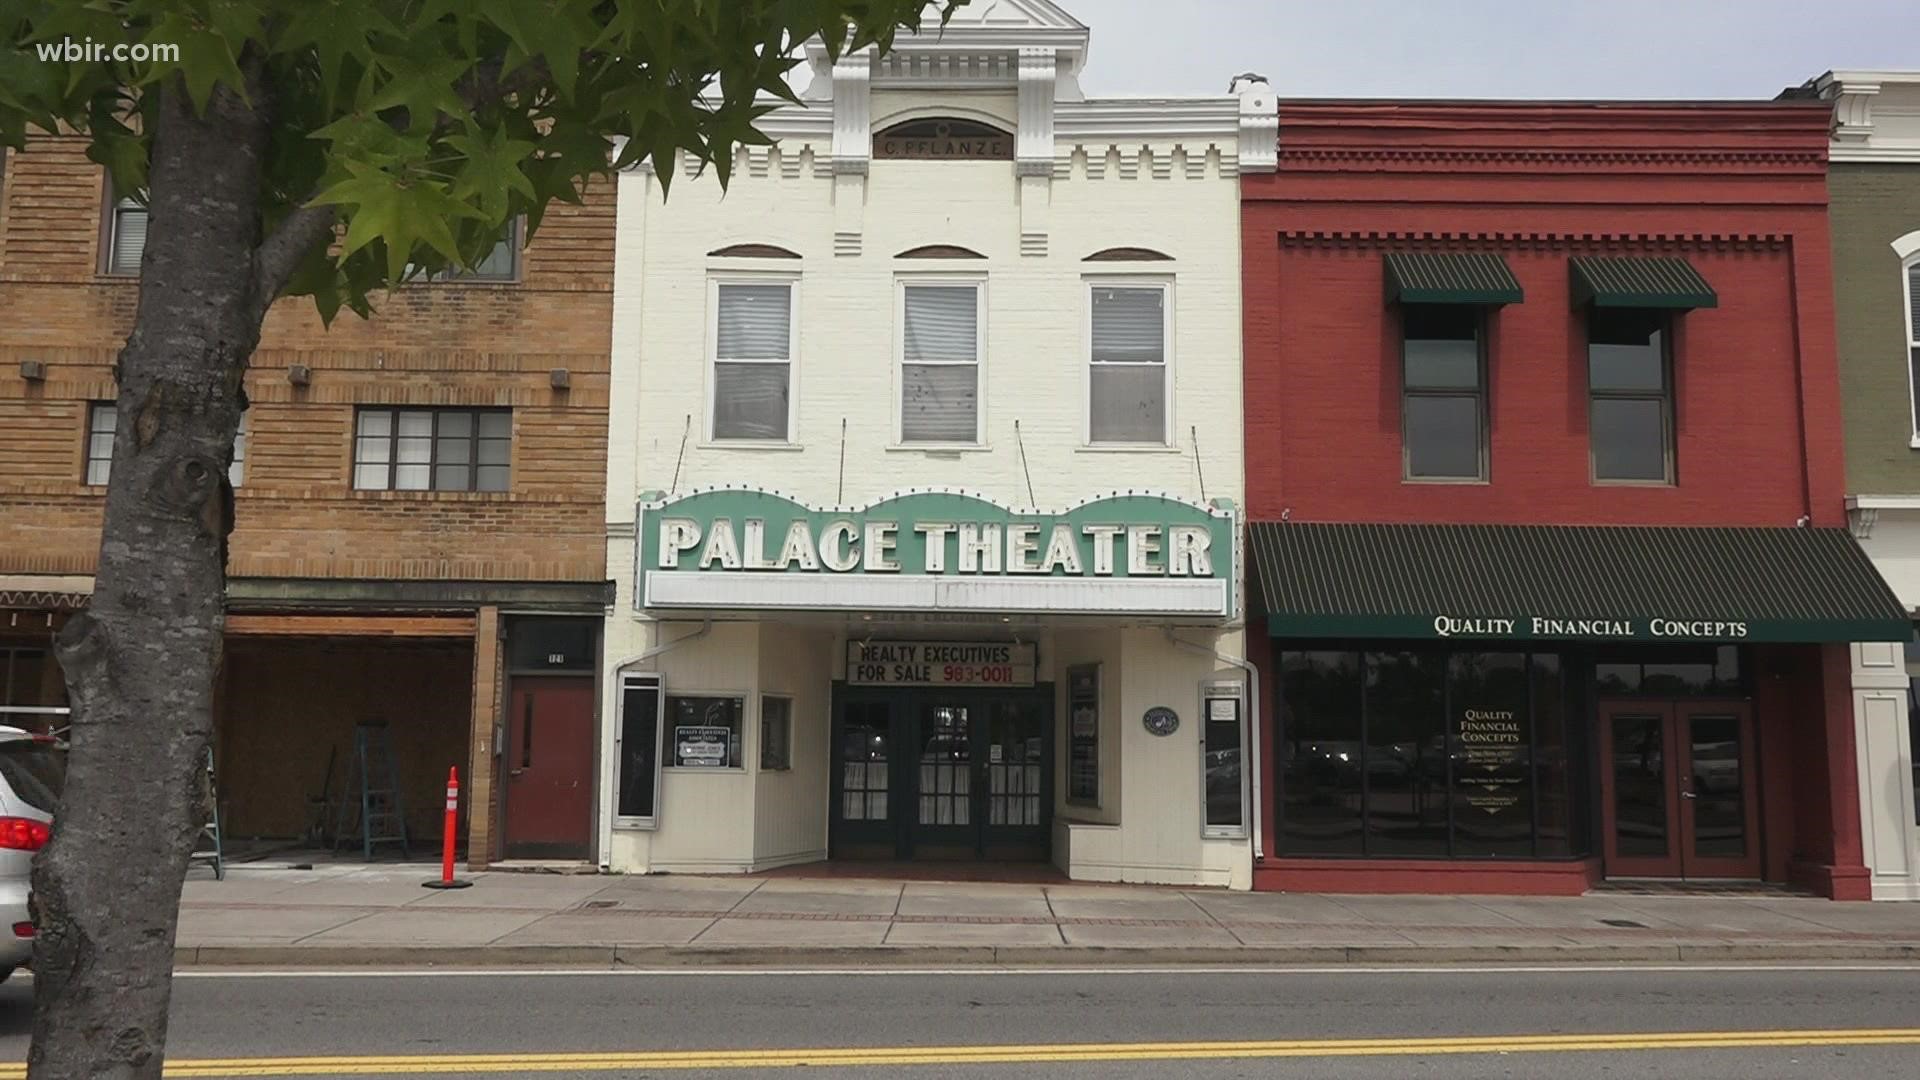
[1570,256,1717,309]
[1249,522,1909,643]
[1383,252,1523,306]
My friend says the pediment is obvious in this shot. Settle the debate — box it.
[935,0,1085,31]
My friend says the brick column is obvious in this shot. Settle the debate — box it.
[466,605,502,870]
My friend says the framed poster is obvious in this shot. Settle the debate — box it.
[1067,663,1100,805]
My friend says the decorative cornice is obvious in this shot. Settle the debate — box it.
[1276,230,1792,252]
[1278,147,1825,168]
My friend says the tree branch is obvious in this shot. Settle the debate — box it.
[248,201,337,319]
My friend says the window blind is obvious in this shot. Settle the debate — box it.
[716,284,791,360]
[1091,287,1164,364]
[903,286,978,363]
[110,201,148,276]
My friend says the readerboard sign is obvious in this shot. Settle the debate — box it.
[673,725,731,768]
[847,641,1037,688]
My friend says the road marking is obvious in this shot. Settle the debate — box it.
[168,962,1920,979]
[2,1029,1916,1077]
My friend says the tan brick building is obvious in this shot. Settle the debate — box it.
[0,136,611,868]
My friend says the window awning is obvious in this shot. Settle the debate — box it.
[1249,522,1909,643]
[1383,253,1523,306]
[1570,256,1717,310]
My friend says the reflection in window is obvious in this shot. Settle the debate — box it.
[1401,305,1485,480]
[1588,308,1673,482]
[1278,647,1582,860]
[1595,646,1743,696]
[1279,652,1364,854]
[1363,650,1447,855]
[666,695,744,769]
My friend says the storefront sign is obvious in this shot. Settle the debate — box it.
[847,641,1036,688]
[1432,615,1748,641]
[638,488,1236,618]
[673,725,731,768]
[1455,708,1528,818]
[1143,706,1180,737]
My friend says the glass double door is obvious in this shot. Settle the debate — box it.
[832,688,1051,861]
[1599,701,1761,880]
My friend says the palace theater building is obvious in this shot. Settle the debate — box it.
[598,3,1273,885]
[1240,99,1908,897]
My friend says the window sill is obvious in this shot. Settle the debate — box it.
[665,767,748,775]
[1590,479,1677,488]
[1908,434,1920,450]
[886,442,991,453]
[1078,443,1181,454]
[347,489,519,501]
[697,441,805,452]
[612,818,659,831]
[1402,477,1490,486]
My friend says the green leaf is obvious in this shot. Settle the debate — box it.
[311,160,484,281]
[445,126,536,221]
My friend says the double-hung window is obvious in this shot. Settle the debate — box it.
[104,192,147,277]
[711,280,796,441]
[84,403,116,485]
[1401,305,1487,481]
[229,412,248,488]
[899,281,982,444]
[352,407,511,491]
[1088,283,1171,444]
[1907,261,1920,446]
[1587,309,1674,483]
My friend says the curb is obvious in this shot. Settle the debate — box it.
[176,941,1920,969]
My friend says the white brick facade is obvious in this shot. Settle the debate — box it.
[598,1,1269,887]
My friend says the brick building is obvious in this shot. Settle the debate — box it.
[1808,69,1920,901]
[1240,101,1908,897]
[0,135,611,867]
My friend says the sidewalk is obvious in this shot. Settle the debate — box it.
[175,866,1920,967]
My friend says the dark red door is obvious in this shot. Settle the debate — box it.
[503,677,595,860]
[1598,701,1761,880]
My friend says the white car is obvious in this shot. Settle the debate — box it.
[0,727,64,983]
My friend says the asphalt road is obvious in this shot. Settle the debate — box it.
[0,964,1917,1077]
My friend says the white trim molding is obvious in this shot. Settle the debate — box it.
[1813,69,1920,163]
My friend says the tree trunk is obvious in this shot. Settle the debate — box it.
[29,75,270,1080]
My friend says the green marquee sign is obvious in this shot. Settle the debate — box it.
[636,488,1237,618]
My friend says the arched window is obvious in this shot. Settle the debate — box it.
[1905,251,1920,445]
[895,245,987,260]
[708,243,801,259]
[873,118,1014,161]
[1084,247,1174,262]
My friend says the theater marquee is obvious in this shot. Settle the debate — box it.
[636,488,1237,619]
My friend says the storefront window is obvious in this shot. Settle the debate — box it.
[1448,652,1530,858]
[1278,652,1364,854]
[1363,650,1446,855]
[1278,646,1584,860]
[1531,655,1576,856]
[667,695,745,769]
[1595,646,1743,697]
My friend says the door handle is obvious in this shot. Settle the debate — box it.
[509,768,525,778]
[1681,789,1698,800]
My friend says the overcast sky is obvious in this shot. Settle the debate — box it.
[1064,0,1917,100]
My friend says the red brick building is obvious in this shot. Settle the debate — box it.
[1240,101,1908,898]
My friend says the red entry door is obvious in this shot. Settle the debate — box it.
[503,677,595,860]
[1598,701,1762,880]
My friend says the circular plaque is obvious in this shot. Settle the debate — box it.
[1142,706,1180,737]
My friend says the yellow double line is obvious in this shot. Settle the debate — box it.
[3,1029,1918,1076]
